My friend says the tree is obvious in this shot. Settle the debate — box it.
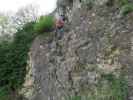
[0,14,16,41]
[13,4,38,27]
[0,4,39,41]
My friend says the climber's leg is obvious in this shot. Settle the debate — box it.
[58,28,64,40]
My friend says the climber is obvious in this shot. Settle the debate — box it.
[56,15,65,30]
[55,15,65,39]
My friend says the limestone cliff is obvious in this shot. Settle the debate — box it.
[25,0,133,100]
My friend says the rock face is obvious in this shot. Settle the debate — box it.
[29,0,133,100]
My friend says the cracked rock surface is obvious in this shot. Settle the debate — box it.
[29,1,133,100]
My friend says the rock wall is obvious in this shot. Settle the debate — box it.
[28,0,133,100]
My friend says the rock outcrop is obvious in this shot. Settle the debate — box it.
[26,0,133,100]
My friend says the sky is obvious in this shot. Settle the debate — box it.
[0,0,57,15]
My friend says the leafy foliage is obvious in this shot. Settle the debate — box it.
[121,3,133,15]
[0,22,36,99]
[34,15,55,33]
[0,13,54,99]
[119,0,129,6]
[118,0,133,15]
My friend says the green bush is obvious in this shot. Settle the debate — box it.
[68,96,81,100]
[0,15,54,99]
[121,3,133,15]
[99,74,128,100]
[0,18,53,99]
[34,15,55,33]
[0,22,36,99]
[119,0,129,6]
[118,0,133,15]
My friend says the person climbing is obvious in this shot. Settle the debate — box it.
[55,15,65,39]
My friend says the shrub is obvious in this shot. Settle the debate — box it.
[0,14,55,99]
[68,96,81,100]
[121,3,133,15]
[0,22,36,99]
[119,0,129,6]
[118,0,133,15]
[0,86,10,100]
[34,15,55,33]
[99,73,128,100]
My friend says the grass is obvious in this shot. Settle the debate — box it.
[119,0,129,6]
[34,15,55,33]
[65,73,128,100]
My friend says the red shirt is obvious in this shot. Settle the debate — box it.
[56,18,64,28]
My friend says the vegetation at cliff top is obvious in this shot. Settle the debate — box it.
[34,15,55,34]
[0,15,54,100]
